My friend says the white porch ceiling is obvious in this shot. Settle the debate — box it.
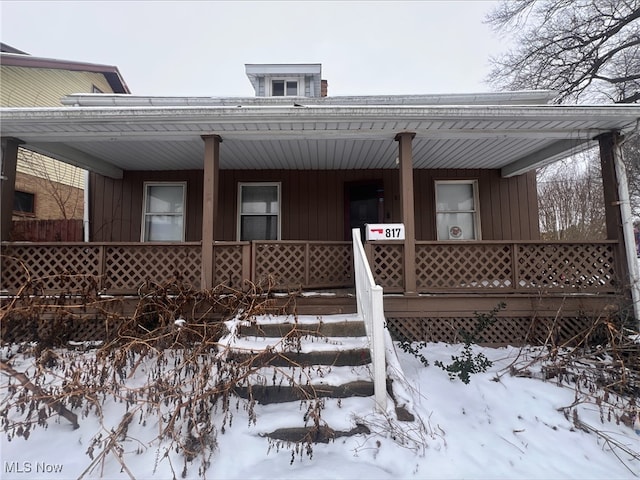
[1,104,639,179]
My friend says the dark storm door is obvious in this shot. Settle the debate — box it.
[345,181,384,240]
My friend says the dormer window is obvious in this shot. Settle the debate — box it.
[271,79,298,96]
[245,64,324,98]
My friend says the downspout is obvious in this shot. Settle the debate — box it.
[83,169,90,242]
[613,140,640,326]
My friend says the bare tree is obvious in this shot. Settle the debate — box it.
[622,134,640,219]
[487,0,640,104]
[538,154,606,240]
[486,0,640,239]
[18,149,84,220]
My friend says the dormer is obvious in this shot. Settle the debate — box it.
[245,63,326,97]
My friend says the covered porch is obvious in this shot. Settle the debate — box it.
[1,94,639,343]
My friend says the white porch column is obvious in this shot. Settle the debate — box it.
[201,135,221,290]
[395,132,417,295]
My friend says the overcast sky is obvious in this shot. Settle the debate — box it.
[1,1,506,97]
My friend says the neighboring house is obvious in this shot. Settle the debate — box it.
[0,43,130,240]
[2,63,639,343]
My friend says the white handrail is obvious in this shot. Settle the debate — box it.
[352,228,387,412]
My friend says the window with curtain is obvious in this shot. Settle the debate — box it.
[435,180,480,240]
[142,183,185,241]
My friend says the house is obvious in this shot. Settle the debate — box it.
[0,43,130,241]
[1,63,639,344]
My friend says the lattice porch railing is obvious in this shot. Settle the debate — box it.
[414,241,618,293]
[1,240,619,296]
[1,242,248,295]
[252,241,353,290]
[361,240,618,294]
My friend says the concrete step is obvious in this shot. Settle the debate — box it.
[272,293,357,316]
[249,396,377,441]
[238,320,366,338]
[227,348,371,367]
[233,380,374,404]
[263,423,370,443]
[220,315,371,367]
[243,364,374,388]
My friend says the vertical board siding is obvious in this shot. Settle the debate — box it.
[415,169,538,240]
[90,169,538,242]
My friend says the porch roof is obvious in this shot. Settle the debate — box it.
[1,96,639,179]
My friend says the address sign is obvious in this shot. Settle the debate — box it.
[365,223,406,241]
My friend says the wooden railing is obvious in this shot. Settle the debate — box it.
[252,240,353,290]
[1,242,205,294]
[366,240,619,294]
[1,240,618,296]
[0,241,352,295]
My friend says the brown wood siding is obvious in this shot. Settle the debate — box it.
[90,171,203,242]
[90,169,538,242]
[414,169,539,240]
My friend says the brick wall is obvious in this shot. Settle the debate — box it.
[13,171,84,220]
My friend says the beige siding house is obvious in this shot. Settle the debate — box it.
[0,43,129,238]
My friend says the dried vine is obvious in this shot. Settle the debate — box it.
[0,276,321,477]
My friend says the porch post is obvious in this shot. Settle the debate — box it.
[201,135,221,290]
[0,138,20,241]
[395,132,417,295]
[598,131,639,321]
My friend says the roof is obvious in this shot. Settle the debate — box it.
[0,52,131,94]
[1,92,639,179]
[0,43,28,55]
[59,90,557,107]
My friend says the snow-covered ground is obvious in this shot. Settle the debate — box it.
[2,337,638,479]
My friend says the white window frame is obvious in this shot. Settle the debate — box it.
[237,182,281,241]
[141,182,186,242]
[268,78,300,96]
[434,180,481,240]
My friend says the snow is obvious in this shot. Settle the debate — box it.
[2,331,638,480]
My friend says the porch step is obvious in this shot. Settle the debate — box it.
[234,380,375,404]
[252,397,375,442]
[220,312,381,435]
[272,293,357,316]
[223,314,371,367]
[227,348,371,367]
[263,423,371,443]
[237,318,366,338]
[221,311,415,442]
[233,363,374,404]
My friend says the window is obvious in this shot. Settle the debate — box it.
[13,190,35,215]
[142,183,186,241]
[92,85,103,93]
[271,79,298,96]
[238,183,280,241]
[435,180,480,240]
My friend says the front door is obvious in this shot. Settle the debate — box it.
[345,181,384,240]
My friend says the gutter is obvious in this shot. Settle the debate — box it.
[83,170,90,242]
[3,105,640,128]
[614,140,640,326]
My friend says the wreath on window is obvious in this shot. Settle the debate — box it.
[449,225,463,239]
